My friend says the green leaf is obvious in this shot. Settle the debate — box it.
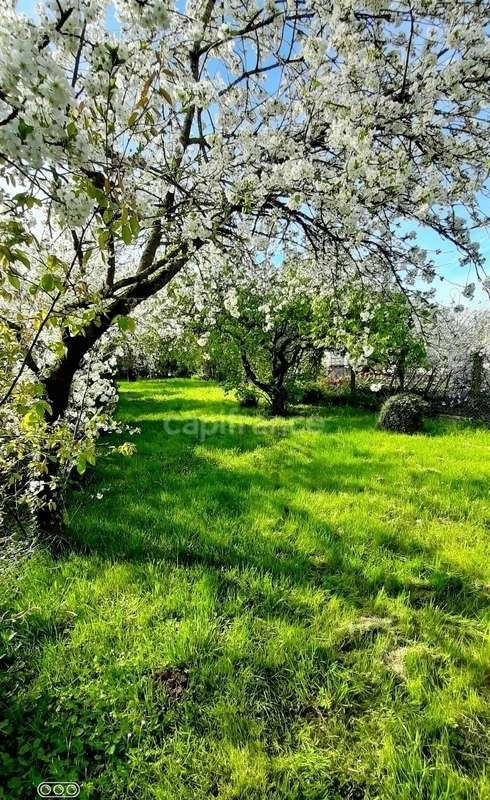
[22,400,52,429]
[128,111,139,127]
[129,217,140,236]
[121,224,133,245]
[13,193,42,209]
[7,273,21,290]
[159,87,173,105]
[34,400,52,415]
[66,120,77,138]
[18,119,35,141]
[49,341,67,359]
[76,455,87,475]
[47,254,67,272]
[116,315,136,333]
[84,182,108,208]
[97,229,110,249]
[83,248,94,265]
[103,207,113,224]
[12,250,30,267]
[40,273,56,292]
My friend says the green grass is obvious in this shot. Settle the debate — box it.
[1,378,490,800]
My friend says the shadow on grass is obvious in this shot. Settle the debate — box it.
[66,408,490,621]
[121,394,246,417]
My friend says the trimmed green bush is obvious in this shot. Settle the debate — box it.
[378,393,429,433]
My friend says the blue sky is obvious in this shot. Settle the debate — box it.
[15,0,490,308]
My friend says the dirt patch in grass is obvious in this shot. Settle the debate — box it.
[152,667,189,700]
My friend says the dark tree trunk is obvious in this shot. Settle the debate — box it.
[36,495,67,546]
[349,367,356,395]
[241,352,289,416]
[43,249,187,422]
[270,385,287,416]
[469,351,483,409]
[397,349,407,392]
[423,368,436,398]
[35,316,120,538]
[44,321,110,421]
[34,254,188,538]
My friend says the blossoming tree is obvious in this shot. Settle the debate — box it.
[1,0,489,530]
[186,257,325,414]
[316,286,429,392]
[427,307,490,407]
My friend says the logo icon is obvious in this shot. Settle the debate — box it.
[37,783,80,798]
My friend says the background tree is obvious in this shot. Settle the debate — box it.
[181,259,323,415]
[426,308,490,407]
[115,312,201,380]
[315,286,429,392]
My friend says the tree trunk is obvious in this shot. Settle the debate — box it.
[44,323,108,421]
[349,367,356,396]
[36,494,67,547]
[270,386,287,416]
[469,351,483,409]
[34,255,189,537]
[43,249,188,422]
[397,349,407,392]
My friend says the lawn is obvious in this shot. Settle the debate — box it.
[1,378,490,800]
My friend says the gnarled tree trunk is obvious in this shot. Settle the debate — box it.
[36,253,188,537]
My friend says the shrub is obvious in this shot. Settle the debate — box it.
[299,380,386,411]
[378,393,429,433]
[237,386,260,408]
[352,386,389,411]
[300,381,327,405]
